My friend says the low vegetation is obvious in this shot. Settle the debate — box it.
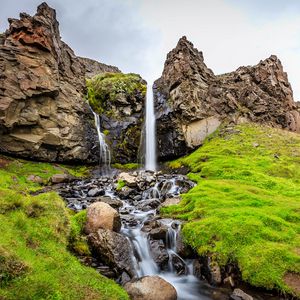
[0,155,129,300]
[87,72,146,115]
[163,123,300,296]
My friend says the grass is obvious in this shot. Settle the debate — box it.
[112,163,140,170]
[0,155,129,300]
[163,123,300,296]
[87,72,146,115]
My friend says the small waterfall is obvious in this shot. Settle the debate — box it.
[145,84,157,171]
[91,109,111,173]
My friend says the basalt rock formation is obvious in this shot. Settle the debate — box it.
[0,3,98,162]
[154,36,300,160]
[0,3,135,164]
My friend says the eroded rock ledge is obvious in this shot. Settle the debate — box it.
[154,36,300,160]
[0,3,123,163]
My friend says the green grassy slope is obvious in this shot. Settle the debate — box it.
[163,123,300,296]
[0,156,129,300]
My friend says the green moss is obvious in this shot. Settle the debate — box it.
[116,180,126,191]
[86,72,146,115]
[0,157,129,300]
[162,123,300,295]
[113,163,140,170]
[103,129,110,136]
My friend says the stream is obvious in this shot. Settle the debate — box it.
[58,170,282,300]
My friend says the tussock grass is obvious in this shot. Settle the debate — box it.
[163,124,300,295]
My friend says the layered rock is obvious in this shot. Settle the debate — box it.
[0,3,99,162]
[78,57,121,79]
[154,36,300,160]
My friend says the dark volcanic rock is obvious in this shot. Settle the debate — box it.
[0,3,123,163]
[154,36,300,160]
[88,228,136,279]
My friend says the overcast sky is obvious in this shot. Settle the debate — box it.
[1,0,300,99]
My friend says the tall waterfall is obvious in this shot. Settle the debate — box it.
[91,109,111,172]
[145,84,156,171]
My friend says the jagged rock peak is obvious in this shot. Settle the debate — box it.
[157,36,214,95]
[154,36,300,160]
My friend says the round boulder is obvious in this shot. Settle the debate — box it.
[124,276,177,300]
[85,202,121,234]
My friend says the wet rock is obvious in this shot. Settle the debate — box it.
[230,289,253,300]
[85,202,121,234]
[159,197,181,211]
[193,256,222,286]
[51,174,70,184]
[149,239,169,269]
[142,220,168,241]
[88,228,136,278]
[171,254,188,275]
[124,275,177,300]
[175,232,194,258]
[136,199,161,211]
[87,188,105,197]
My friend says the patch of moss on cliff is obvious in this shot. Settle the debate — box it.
[87,72,146,115]
[0,156,129,300]
[163,123,300,297]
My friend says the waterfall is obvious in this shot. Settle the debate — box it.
[91,109,111,172]
[145,84,157,171]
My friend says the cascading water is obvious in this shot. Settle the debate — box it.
[91,109,111,173]
[145,84,157,171]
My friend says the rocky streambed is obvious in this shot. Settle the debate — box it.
[56,170,283,300]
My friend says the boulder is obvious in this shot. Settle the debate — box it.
[230,289,253,300]
[88,228,135,278]
[154,36,300,160]
[124,276,177,300]
[85,202,121,234]
[118,172,137,187]
[51,174,70,184]
[149,239,169,269]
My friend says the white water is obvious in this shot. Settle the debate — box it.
[145,84,157,171]
[120,175,212,300]
[91,110,111,172]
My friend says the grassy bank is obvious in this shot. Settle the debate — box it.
[163,123,300,296]
[0,156,129,300]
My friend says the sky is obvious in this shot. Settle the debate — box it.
[1,0,300,99]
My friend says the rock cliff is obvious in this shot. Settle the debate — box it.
[0,3,99,162]
[154,36,300,160]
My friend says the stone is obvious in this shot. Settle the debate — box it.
[27,175,44,184]
[171,254,188,275]
[118,172,137,187]
[154,36,300,160]
[142,220,168,241]
[88,228,135,278]
[87,188,105,197]
[159,197,181,209]
[149,239,169,269]
[51,174,70,184]
[231,289,253,300]
[124,276,177,300]
[85,202,121,234]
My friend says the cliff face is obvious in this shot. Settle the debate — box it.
[0,3,99,162]
[154,36,300,160]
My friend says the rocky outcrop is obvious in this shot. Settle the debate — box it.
[124,276,177,300]
[78,57,121,79]
[87,73,146,163]
[154,36,300,160]
[0,3,100,162]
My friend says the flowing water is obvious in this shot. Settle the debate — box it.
[91,109,111,173]
[145,84,157,171]
[119,175,214,300]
